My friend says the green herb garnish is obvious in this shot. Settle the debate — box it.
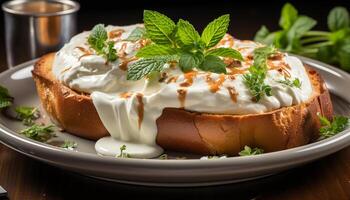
[318,114,349,139]
[61,140,77,149]
[158,154,168,160]
[88,24,117,62]
[0,85,13,109]
[243,46,277,102]
[126,10,243,80]
[255,3,350,71]
[20,124,55,142]
[117,144,130,158]
[238,145,264,156]
[277,77,302,88]
[124,27,146,42]
[15,106,39,125]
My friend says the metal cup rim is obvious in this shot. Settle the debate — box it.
[2,0,80,17]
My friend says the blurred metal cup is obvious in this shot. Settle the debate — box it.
[2,0,80,67]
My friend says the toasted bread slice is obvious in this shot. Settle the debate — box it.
[32,53,333,155]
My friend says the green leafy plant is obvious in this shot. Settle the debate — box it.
[238,145,264,156]
[255,3,350,71]
[88,24,117,62]
[277,77,302,88]
[318,114,349,139]
[20,124,55,142]
[0,85,13,109]
[243,46,277,102]
[127,10,243,80]
[117,144,130,158]
[61,140,78,149]
[15,106,39,125]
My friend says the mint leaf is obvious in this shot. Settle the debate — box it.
[239,146,264,156]
[206,47,243,61]
[0,85,13,109]
[88,24,117,62]
[177,19,201,45]
[201,14,230,48]
[287,16,317,49]
[136,44,177,58]
[328,7,349,32]
[254,26,270,43]
[279,3,298,30]
[143,10,176,45]
[124,27,146,42]
[198,55,226,74]
[179,52,204,72]
[88,24,108,53]
[127,56,178,80]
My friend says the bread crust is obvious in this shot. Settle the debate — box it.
[32,53,109,140]
[32,53,333,155]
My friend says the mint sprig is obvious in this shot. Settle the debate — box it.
[243,46,276,102]
[143,10,177,45]
[88,24,117,62]
[127,11,243,81]
[255,3,350,71]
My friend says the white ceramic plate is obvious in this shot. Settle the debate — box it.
[0,56,349,187]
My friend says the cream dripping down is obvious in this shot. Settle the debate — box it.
[52,24,313,158]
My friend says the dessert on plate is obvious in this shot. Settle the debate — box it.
[32,11,333,158]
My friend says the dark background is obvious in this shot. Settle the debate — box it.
[0,0,350,67]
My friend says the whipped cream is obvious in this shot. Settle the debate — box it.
[52,24,313,158]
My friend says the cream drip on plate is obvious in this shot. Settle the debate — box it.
[52,24,313,158]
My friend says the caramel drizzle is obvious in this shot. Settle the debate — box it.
[179,71,197,87]
[75,46,93,60]
[136,93,144,129]
[138,38,150,48]
[119,57,138,71]
[205,74,226,93]
[227,87,238,103]
[109,29,125,39]
[177,89,187,108]
[228,68,248,75]
[119,92,133,99]
[268,60,291,78]
[60,66,72,74]
[166,76,178,84]
[217,34,234,48]
[118,43,128,58]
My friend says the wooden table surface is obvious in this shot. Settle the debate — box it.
[0,1,350,199]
